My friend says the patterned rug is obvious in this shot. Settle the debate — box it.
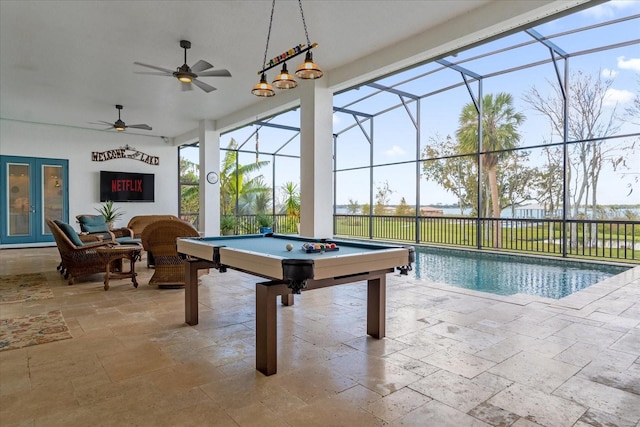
[0,310,72,351]
[0,273,54,303]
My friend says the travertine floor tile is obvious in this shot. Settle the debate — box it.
[488,350,580,393]
[408,369,495,412]
[553,376,640,424]
[488,383,586,426]
[365,387,432,422]
[1,248,638,426]
[420,346,495,379]
[391,399,490,426]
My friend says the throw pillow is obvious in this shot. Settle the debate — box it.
[55,220,84,246]
[77,215,109,233]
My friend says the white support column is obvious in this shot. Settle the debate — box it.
[299,77,333,238]
[198,120,220,236]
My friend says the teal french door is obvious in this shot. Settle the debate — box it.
[0,156,69,244]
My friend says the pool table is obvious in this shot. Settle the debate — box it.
[177,233,414,375]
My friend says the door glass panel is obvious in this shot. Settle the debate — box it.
[42,165,64,229]
[8,163,30,236]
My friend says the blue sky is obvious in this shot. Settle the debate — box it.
[188,1,640,210]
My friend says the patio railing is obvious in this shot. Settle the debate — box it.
[196,213,638,263]
[333,214,639,263]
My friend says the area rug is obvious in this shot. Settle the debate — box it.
[0,310,72,351]
[0,273,54,303]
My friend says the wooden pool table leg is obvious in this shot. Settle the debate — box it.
[367,275,386,339]
[256,281,289,376]
[281,294,294,306]
[185,259,214,326]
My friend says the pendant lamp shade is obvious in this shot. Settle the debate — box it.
[272,63,298,89]
[295,51,323,79]
[252,73,275,97]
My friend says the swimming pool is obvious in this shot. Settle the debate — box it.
[411,247,631,299]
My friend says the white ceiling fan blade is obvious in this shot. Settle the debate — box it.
[192,78,216,93]
[127,124,152,130]
[134,62,174,74]
[198,69,232,77]
[134,71,173,76]
[191,60,213,73]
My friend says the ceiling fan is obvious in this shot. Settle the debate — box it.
[93,105,152,131]
[134,40,231,93]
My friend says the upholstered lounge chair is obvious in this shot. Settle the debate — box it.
[141,219,200,288]
[47,218,113,285]
[76,214,134,243]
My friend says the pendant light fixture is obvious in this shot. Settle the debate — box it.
[294,0,323,80]
[252,0,322,97]
[273,63,297,89]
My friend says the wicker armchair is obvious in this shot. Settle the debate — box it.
[46,218,112,285]
[127,215,179,239]
[141,219,200,288]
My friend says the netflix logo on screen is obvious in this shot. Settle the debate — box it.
[100,171,154,202]
[111,179,143,192]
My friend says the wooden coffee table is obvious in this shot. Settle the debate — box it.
[96,244,142,290]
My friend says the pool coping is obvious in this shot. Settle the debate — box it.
[404,264,640,311]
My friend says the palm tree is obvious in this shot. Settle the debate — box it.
[456,92,524,247]
[220,139,270,216]
[280,181,300,232]
[179,157,200,224]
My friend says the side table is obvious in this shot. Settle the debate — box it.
[96,244,142,291]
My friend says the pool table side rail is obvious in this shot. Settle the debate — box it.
[219,247,288,280]
[313,248,409,280]
[177,238,220,262]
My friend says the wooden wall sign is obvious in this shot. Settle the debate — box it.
[92,144,159,165]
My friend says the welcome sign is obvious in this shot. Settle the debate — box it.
[92,144,159,165]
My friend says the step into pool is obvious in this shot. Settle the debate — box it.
[411,247,631,299]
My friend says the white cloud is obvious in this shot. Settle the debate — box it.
[581,0,637,18]
[332,114,341,125]
[601,68,618,78]
[617,56,640,72]
[385,145,405,157]
[604,88,635,107]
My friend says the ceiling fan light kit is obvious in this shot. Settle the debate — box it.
[134,39,231,93]
[252,0,323,97]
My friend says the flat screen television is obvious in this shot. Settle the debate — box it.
[100,170,155,202]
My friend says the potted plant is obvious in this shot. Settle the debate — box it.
[95,200,124,229]
[256,213,273,234]
[220,215,237,235]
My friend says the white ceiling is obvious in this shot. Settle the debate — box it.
[0,0,590,141]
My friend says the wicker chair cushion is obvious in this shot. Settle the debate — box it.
[55,220,84,246]
[77,215,109,233]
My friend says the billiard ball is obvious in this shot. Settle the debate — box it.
[286,244,293,251]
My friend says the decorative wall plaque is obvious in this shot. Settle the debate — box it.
[92,144,159,165]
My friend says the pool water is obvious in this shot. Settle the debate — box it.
[411,247,630,299]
